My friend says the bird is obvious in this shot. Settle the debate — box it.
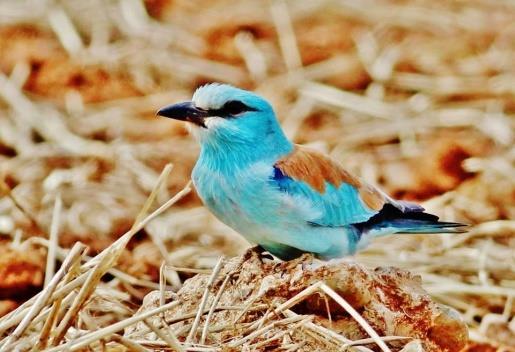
[157,83,466,260]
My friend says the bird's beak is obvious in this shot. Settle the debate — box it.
[156,101,208,128]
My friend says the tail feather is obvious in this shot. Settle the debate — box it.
[384,219,467,234]
[355,203,467,236]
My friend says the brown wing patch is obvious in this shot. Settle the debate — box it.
[275,145,360,192]
[275,145,387,210]
[358,184,386,211]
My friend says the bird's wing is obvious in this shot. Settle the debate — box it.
[272,145,414,226]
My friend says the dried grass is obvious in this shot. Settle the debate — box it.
[0,0,514,350]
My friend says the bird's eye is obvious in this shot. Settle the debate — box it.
[221,100,252,116]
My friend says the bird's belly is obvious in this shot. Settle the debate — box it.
[195,181,285,245]
[192,164,301,244]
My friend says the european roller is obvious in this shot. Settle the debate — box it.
[157,84,465,260]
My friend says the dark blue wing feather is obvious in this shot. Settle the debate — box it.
[271,165,378,226]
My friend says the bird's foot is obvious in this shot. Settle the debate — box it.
[241,245,274,264]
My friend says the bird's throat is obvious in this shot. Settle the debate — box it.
[197,138,293,174]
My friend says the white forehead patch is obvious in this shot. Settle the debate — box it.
[192,84,226,110]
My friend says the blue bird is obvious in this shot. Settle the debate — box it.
[157,84,465,260]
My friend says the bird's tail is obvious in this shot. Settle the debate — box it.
[355,203,467,237]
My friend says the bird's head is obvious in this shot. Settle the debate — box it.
[157,84,289,153]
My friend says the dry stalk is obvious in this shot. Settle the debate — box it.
[270,0,303,72]
[159,261,167,309]
[186,256,225,343]
[0,177,42,232]
[200,274,231,344]
[143,318,184,352]
[228,315,304,348]
[0,242,87,351]
[110,334,152,352]
[44,194,62,288]
[343,336,412,348]
[232,295,261,325]
[36,246,87,350]
[49,242,119,346]
[0,175,191,346]
[301,81,398,119]
[46,301,181,352]
[164,266,213,274]
[248,316,313,349]
[126,305,268,340]
[249,281,323,331]
[283,309,351,345]
[85,179,193,269]
[320,283,391,352]
[25,236,162,290]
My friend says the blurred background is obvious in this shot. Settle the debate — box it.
[0,0,513,349]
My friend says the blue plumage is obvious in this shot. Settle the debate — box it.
[157,84,466,260]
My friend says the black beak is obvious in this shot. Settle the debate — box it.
[156,101,208,128]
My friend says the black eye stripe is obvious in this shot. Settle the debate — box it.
[207,100,257,117]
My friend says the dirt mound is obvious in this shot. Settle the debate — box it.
[126,249,468,351]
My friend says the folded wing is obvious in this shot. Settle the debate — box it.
[272,145,404,227]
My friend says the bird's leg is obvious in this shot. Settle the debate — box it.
[240,245,274,264]
[252,245,275,261]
